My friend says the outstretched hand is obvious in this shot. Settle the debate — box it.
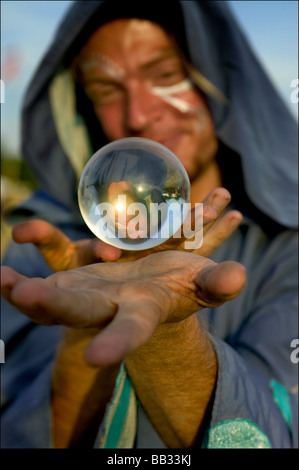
[1,250,246,366]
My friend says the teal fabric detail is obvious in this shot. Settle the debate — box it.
[104,366,134,448]
[98,363,137,449]
[270,379,292,429]
[207,419,272,448]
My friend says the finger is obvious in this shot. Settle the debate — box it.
[202,187,232,216]
[84,300,161,366]
[1,269,116,327]
[195,260,246,306]
[76,238,122,265]
[12,219,69,248]
[185,203,217,232]
[169,188,232,249]
[194,210,243,257]
[1,266,29,300]
[183,188,232,235]
[163,203,217,249]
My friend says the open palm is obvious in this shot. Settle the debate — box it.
[1,249,246,366]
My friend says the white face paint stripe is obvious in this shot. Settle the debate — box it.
[79,52,125,79]
[151,78,193,95]
[152,93,196,113]
[151,78,198,114]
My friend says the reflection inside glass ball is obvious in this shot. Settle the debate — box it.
[78,137,191,250]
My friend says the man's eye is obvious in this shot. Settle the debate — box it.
[85,83,122,104]
[152,69,186,87]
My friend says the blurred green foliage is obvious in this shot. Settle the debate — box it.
[1,147,38,253]
[1,148,38,188]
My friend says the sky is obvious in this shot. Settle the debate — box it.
[1,0,298,155]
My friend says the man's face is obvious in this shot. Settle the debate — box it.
[76,19,218,181]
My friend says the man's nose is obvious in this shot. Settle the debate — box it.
[126,81,161,133]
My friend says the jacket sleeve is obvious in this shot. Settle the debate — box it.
[201,229,298,448]
[203,337,298,448]
[1,240,63,448]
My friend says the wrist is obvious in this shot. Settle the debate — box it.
[125,313,217,447]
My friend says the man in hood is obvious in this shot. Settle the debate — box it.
[1,1,298,449]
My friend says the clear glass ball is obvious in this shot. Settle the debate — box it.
[78,137,191,250]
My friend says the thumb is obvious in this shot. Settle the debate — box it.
[195,261,246,307]
[12,219,122,270]
[12,220,77,271]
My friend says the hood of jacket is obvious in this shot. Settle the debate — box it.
[20,0,298,228]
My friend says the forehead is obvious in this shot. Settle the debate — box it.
[78,18,179,67]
